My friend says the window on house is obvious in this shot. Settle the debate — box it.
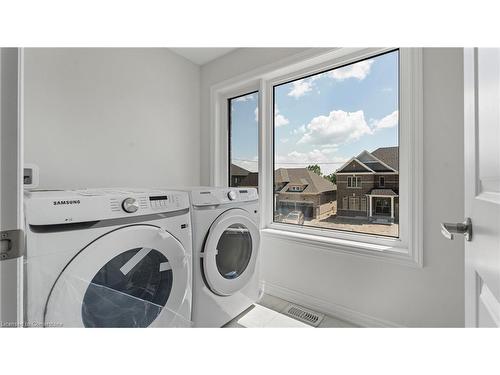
[361,197,367,212]
[228,91,259,188]
[273,50,400,238]
[347,176,361,188]
[349,197,360,211]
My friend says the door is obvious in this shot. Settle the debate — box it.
[45,225,190,327]
[0,48,23,327]
[202,209,260,296]
[464,48,500,327]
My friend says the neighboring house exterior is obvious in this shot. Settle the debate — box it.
[336,146,399,222]
[274,168,337,220]
[239,171,258,188]
[230,164,251,187]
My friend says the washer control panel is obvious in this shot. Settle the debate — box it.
[190,187,258,207]
[24,188,190,226]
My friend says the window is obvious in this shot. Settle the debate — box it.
[228,91,259,188]
[349,197,360,211]
[273,50,399,238]
[347,176,361,188]
[213,48,423,266]
[361,197,367,212]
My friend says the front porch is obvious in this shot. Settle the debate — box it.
[367,189,399,223]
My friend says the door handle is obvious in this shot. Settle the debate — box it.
[441,218,472,241]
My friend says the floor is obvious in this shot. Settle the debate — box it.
[224,294,359,328]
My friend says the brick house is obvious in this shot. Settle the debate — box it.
[274,168,337,220]
[230,164,251,187]
[336,146,399,222]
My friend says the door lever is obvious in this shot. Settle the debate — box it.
[441,218,472,241]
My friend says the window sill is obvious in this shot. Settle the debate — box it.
[261,227,422,268]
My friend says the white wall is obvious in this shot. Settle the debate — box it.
[201,48,465,327]
[24,48,201,190]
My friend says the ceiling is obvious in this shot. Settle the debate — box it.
[169,48,237,65]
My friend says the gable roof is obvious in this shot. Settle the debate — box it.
[275,168,336,194]
[335,157,375,174]
[371,147,399,171]
[336,147,399,174]
[230,163,251,177]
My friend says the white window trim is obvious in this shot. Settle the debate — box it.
[210,48,423,268]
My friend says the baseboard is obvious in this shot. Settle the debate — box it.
[264,282,402,328]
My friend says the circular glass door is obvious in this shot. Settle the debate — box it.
[216,223,253,280]
[81,248,173,328]
[203,209,260,296]
[44,225,189,328]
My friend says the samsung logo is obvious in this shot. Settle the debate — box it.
[53,200,81,206]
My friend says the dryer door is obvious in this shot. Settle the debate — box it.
[44,225,190,328]
[202,209,260,296]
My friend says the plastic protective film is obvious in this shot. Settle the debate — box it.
[24,246,192,328]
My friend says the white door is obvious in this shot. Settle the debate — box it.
[202,209,260,296]
[0,48,24,327]
[45,225,190,327]
[463,48,500,327]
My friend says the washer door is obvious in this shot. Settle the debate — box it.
[44,225,189,328]
[202,209,260,296]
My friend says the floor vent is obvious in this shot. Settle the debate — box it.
[283,304,324,327]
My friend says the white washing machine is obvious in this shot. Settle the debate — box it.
[24,188,192,328]
[173,187,261,327]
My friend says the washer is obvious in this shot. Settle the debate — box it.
[24,188,192,328]
[173,187,261,327]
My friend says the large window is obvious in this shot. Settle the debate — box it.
[273,50,399,238]
[228,91,259,188]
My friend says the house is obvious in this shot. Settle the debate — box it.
[239,171,258,188]
[274,168,336,220]
[336,146,399,222]
[230,163,251,187]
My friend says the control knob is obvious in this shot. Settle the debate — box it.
[227,190,237,201]
[122,197,139,213]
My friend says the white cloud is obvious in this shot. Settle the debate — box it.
[329,59,374,81]
[280,138,289,143]
[275,149,345,175]
[288,78,314,98]
[254,107,258,122]
[298,110,372,146]
[274,107,289,127]
[234,93,256,102]
[291,124,306,135]
[371,110,398,130]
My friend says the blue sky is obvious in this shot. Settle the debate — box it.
[230,50,399,175]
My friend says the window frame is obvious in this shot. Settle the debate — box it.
[379,176,386,188]
[227,90,259,187]
[210,48,423,267]
[347,176,362,188]
[210,82,261,187]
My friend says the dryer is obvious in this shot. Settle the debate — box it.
[175,187,261,327]
[24,188,192,328]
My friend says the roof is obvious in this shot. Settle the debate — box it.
[230,164,250,177]
[368,188,398,196]
[371,147,399,171]
[274,168,336,194]
[336,147,399,174]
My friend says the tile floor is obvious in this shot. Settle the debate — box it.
[224,294,359,328]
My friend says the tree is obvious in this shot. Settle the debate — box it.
[307,164,322,176]
[324,173,337,184]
